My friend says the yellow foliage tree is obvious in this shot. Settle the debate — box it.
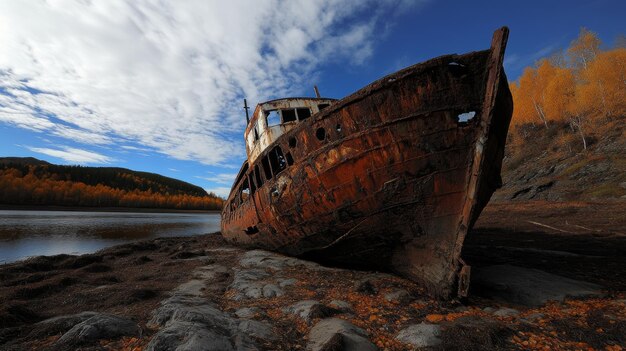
[567,27,602,71]
[516,65,546,127]
[544,66,576,122]
[509,27,625,151]
[575,48,626,119]
[513,59,566,127]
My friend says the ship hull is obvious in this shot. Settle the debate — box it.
[221,28,513,298]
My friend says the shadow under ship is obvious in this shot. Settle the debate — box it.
[221,27,513,299]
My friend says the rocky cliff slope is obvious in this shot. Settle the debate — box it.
[495,117,626,202]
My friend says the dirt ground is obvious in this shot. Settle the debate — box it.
[0,200,625,350]
[465,201,626,291]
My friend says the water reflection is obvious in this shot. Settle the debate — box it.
[0,210,221,263]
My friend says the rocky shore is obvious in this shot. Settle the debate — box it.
[1,201,625,350]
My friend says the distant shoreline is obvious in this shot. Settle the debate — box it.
[0,204,221,214]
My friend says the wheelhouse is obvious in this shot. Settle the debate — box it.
[244,97,336,164]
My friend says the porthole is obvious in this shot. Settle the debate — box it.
[288,137,297,148]
[316,127,326,141]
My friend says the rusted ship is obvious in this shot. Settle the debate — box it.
[221,27,513,298]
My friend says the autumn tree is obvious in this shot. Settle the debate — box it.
[509,27,625,151]
[576,48,626,119]
[567,27,602,71]
[513,59,563,128]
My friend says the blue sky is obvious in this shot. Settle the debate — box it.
[1,0,624,198]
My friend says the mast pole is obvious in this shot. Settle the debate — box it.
[243,99,250,124]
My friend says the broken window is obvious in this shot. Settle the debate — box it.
[254,165,263,187]
[276,147,286,170]
[297,108,311,120]
[261,155,272,180]
[253,120,260,140]
[318,103,330,111]
[269,146,286,176]
[269,148,279,175]
[236,192,242,206]
[286,152,294,166]
[240,178,250,202]
[249,172,257,194]
[266,110,280,127]
[282,109,297,123]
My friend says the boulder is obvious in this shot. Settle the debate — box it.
[493,307,519,317]
[262,284,284,298]
[278,278,298,287]
[395,323,441,348]
[307,318,378,351]
[328,300,353,313]
[384,289,411,303]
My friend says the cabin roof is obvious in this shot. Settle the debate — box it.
[257,96,338,106]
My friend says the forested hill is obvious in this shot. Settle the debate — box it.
[0,157,223,210]
[495,28,625,202]
[0,157,50,166]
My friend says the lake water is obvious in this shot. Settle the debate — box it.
[0,210,221,264]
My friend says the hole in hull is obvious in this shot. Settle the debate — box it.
[457,111,476,123]
[244,226,259,235]
[316,128,326,141]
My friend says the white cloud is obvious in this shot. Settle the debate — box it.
[120,145,152,152]
[26,146,114,164]
[0,0,422,165]
[195,173,237,185]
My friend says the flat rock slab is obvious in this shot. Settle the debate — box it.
[54,313,140,347]
[472,264,602,307]
[307,318,378,351]
[395,322,441,348]
[240,250,323,271]
[146,321,234,351]
[29,312,101,338]
[147,264,268,351]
